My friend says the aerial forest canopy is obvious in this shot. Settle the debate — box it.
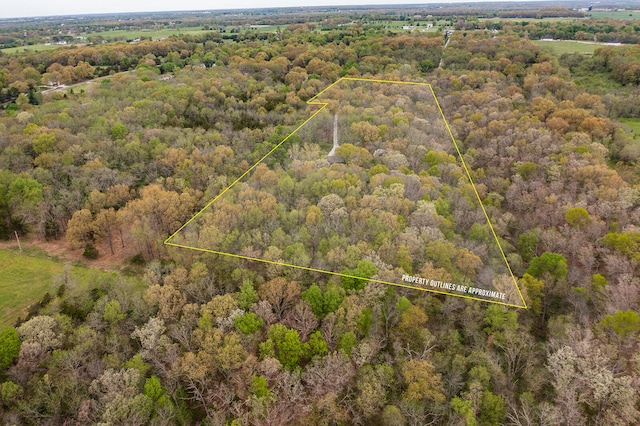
[1,4,640,425]
[168,78,524,306]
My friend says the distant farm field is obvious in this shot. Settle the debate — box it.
[1,26,209,54]
[245,24,280,33]
[480,17,586,23]
[589,11,640,20]
[1,43,65,54]
[378,19,445,32]
[532,39,622,55]
[81,26,206,41]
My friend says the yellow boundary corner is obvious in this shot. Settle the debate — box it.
[165,77,528,309]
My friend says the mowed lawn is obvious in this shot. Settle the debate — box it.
[0,249,63,327]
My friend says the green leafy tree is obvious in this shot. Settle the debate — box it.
[468,223,490,243]
[598,310,640,340]
[124,354,151,378]
[0,327,20,370]
[451,397,476,426]
[262,324,304,370]
[394,245,413,273]
[517,161,538,180]
[251,375,272,398]
[591,273,607,292]
[305,330,328,359]
[342,260,377,291]
[1,381,23,407]
[484,305,518,339]
[302,284,324,317]
[338,331,357,355]
[420,59,435,72]
[603,231,640,257]
[521,273,544,316]
[32,132,56,155]
[479,390,507,425]
[323,287,343,314]
[396,296,412,314]
[525,251,567,283]
[565,207,591,227]
[144,376,166,401]
[111,122,128,140]
[235,312,264,335]
[517,230,539,262]
[335,143,373,166]
[525,251,568,316]
[238,280,259,309]
[103,300,126,324]
[356,307,372,337]
[7,176,43,230]
[302,284,343,318]
[143,375,177,421]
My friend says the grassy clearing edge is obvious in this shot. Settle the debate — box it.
[0,247,143,328]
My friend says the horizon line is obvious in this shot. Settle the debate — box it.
[0,0,572,21]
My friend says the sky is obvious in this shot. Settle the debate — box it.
[2,0,532,20]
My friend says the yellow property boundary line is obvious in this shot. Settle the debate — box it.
[165,77,528,309]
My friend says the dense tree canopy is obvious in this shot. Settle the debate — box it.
[2,4,640,425]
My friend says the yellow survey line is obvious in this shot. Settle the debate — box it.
[165,77,527,309]
[430,86,528,309]
[164,241,527,308]
[164,100,329,244]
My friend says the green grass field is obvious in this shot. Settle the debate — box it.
[0,248,64,327]
[532,39,620,55]
[81,26,206,41]
[379,19,444,32]
[1,26,208,54]
[0,247,140,327]
[619,118,640,139]
[480,17,586,23]
[589,11,640,20]
[1,43,67,54]
[245,24,280,33]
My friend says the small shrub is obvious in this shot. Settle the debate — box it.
[83,243,99,259]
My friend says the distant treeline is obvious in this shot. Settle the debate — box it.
[497,8,585,19]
